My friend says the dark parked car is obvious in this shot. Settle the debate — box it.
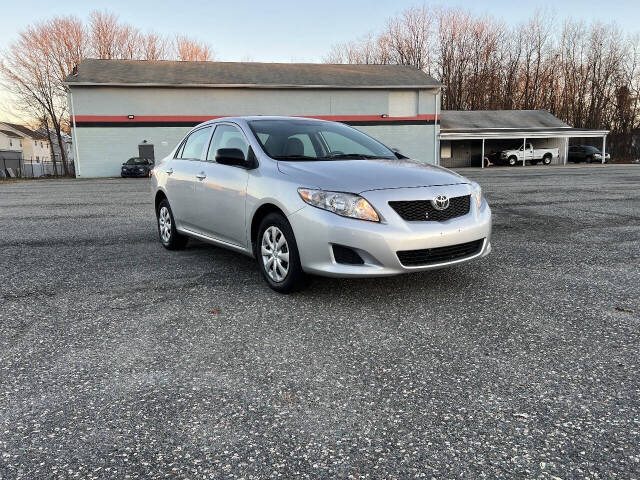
[121,158,154,177]
[568,145,610,163]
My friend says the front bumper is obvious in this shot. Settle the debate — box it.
[288,184,492,277]
[122,169,149,177]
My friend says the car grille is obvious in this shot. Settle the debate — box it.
[397,239,484,267]
[389,195,471,221]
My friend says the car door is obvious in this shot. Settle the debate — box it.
[525,143,534,162]
[165,126,212,230]
[192,123,250,247]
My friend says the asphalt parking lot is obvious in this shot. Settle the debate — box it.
[1,165,639,479]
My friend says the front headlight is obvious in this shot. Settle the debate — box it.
[470,182,483,209]
[298,188,379,222]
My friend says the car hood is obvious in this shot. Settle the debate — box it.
[277,158,467,193]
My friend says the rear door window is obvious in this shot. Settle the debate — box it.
[178,127,212,160]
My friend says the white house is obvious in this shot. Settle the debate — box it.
[0,122,51,163]
[0,128,23,152]
[0,128,24,174]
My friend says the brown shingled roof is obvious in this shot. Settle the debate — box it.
[0,122,48,140]
[0,129,23,139]
[65,59,441,89]
[441,110,571,131]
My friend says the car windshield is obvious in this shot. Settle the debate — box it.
[248,119,396,161]
[126,158,148,165]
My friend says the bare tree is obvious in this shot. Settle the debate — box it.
[118,24,143,60]
[174,35,213,61]
[1,9,219,177]
[0,18,86,175]
[142,32,169,61]
[382,6,434,71]
[324,5,640,158]
[88,10,123,59]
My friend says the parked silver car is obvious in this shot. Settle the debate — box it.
[152,116,492,292]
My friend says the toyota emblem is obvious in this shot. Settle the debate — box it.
[431,195,450,211]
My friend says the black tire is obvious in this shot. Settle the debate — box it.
[255,212,307,293]
[157,198,188,250]
[508,156,518,166]
[586,155,593,164]
[542,154,552,165]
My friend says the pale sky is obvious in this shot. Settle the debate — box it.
[1,0,639,121]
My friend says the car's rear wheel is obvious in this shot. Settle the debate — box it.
[157,199,188,250]
[256,213,306,293]
[586,155,593,163]
[508,156,518,166]
[542,154,552,165]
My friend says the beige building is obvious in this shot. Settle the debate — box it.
[0,122,51,163]
[65,59,442,178]
[0,128,23,152]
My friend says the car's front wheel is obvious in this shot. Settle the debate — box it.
[157,199,188,250]
[256,213,306,293]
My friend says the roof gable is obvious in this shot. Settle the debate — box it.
[65,59,441,89]
[0,129,23,139]
[0,122,48,140]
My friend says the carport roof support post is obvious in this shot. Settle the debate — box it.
[602,135,607,164]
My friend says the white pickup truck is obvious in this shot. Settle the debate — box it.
[499,143,558,166]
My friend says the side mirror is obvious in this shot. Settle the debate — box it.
[215,147,258,169]
[215,148,247,167]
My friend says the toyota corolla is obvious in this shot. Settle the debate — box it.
[152,116,492,293]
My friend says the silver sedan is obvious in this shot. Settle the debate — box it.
[152,116,492,293]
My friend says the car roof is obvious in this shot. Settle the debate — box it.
[203,115,332,126]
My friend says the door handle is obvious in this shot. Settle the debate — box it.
[165,168,173,175]
[196,172,206,180]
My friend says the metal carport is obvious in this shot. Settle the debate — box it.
[439,110,609,168]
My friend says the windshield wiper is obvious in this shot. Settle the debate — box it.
[326,153,391,160]
[272,155,323,161]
